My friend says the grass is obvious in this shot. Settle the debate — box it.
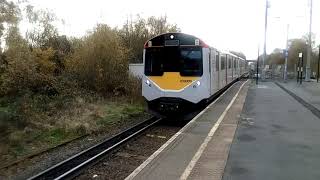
[0,95,147,165]
[4,128,81,159]
[0,98,19,135]
[97,101,145,126]
[34,128,77,145]
[11,144,26,157]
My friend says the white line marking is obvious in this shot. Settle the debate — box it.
[125,81,245,180]
[180,80,248,180]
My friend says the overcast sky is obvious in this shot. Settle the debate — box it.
[25,0,320,59]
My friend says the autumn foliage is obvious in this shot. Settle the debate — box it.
[0,1,180,136]
[66,24,130,95]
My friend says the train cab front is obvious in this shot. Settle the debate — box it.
[141,33,210,117]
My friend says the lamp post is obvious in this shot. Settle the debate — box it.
[262,0,269,81]
[299,52,304,84]
[284,24,289,82]
[317,45,320,83]
[257,47,260,85]
[305,0,313,81]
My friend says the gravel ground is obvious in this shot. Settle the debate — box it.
[0,113,151,180]
[76,119,188,180]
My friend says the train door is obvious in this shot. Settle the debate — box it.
[216,51,220,90]
[235,58,238,79]
[220,54,226,88]
[235,59,237,78]
[226,55,230,84]
[231,57,234,80]
[237,59,240,78]
[230,57,232,80]
[240,60,242,76]
[210,50,217,95]
[240,59,242,75]
[225,55,228,85]
[208,49,212,95]
[235,59,238,78]
[228,56,232,82]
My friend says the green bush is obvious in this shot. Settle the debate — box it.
[66,24,130,95]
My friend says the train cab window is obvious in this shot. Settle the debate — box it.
[180,47,203,76]
[144,48,165,76]
[144,46,203,76]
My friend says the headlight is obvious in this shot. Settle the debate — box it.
[145,80,151,87]
[193,81,201,88]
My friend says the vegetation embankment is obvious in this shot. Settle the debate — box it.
[0,1,180,164]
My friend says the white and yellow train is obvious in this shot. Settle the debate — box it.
[142,33,247,116]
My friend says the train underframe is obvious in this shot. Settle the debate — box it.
[146,97,207,117]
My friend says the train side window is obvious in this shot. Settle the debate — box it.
[209,51,211,73]
[221,56,225,70]
[216,53,219,71]
[226,56,228,69]
[228,56,231,69]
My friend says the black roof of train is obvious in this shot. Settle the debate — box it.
[144,33,245,60]
[144,33,208,48]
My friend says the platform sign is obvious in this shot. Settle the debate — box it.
[284,50,288,58]
[284,50,289,58]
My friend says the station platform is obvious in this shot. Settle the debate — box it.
[125,80,249,180]
[276,80,320,111]
[223,82,320,180]
[126,80,320,180]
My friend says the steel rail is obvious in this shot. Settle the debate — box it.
[28,116,162,180]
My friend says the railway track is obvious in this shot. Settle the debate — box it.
[27,78,246,180]
[27,116,162,180]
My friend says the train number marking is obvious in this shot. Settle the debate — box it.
[180,80,192,83]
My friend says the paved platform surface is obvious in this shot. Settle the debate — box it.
[223,82,320,180]
[277,80,320,111]
[126,80,249,180]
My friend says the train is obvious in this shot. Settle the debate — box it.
[141,33,247,116]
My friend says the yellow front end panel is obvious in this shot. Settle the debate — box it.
[148,72,199,91]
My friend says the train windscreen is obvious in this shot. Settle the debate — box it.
[144,46,203,76]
